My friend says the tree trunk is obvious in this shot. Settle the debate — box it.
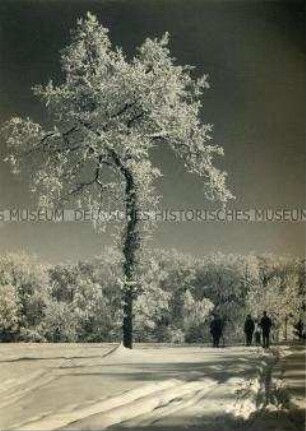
[122,171,139,349]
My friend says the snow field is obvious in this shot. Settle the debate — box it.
[0,343,290,431]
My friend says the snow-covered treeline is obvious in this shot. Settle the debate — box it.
[0,249,304,343]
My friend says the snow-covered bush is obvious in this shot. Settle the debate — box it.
[43,300,79,342]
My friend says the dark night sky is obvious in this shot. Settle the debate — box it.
[0,0,305,262]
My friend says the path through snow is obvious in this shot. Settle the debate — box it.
[0,343,300,431]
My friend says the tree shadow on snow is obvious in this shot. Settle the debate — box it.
[105,407,305,431]
[61,356,259,384]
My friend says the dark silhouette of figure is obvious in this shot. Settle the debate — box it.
[254,319,261,346]
[293,319,305,339]
[260,311,272,348]
[210,314,223,348]
[244,314,255,346]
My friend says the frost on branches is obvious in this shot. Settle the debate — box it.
[2,13,233,347]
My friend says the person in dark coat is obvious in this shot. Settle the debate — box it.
[244,314,255,346]
[210,313,223,348]
[260,311,272,348]
[293,319,305,339]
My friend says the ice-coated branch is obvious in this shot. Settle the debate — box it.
[2,12,233,209]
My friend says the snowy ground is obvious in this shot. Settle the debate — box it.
[0,343,304,431]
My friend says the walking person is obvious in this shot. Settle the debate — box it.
[244,314,255,346]
[210,313,223,348]
[254,319,261,346]
[260,311,272,348]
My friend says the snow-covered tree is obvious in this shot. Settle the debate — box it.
[0,284,19,333]
[46,250,122,342]
[246,273,302,339]
[2,13,233,347]
[0,253,49,339]
[134,249,213,342]
[181,291,214,342]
